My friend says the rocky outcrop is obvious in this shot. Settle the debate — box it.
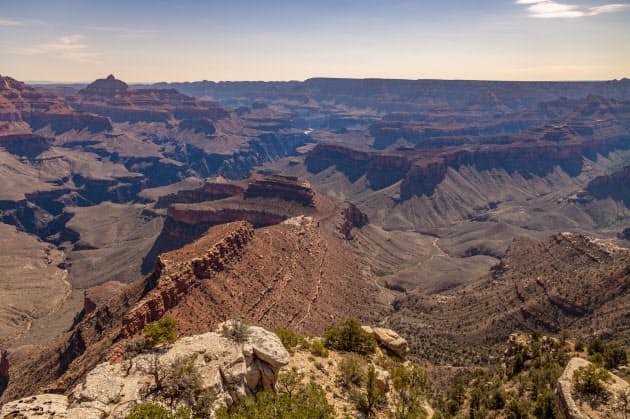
[0,75,111,134]
[83,281,127,316]
[339,202,368,239]
[586,165,630,207]
[244,175,315,207]
[0,323,290,418]
[27,111,112,134]
[556,357,630,419]
[70,75,228,124]
[179,118,216,135]
[362,326,409,359]
[122,222,254,338]
[155,181,244,209]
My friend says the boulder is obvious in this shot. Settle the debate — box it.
[364,326,410,358]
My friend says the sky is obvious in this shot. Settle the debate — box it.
[1,0,629,82]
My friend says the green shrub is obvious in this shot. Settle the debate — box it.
[125,402,173,419]
[158,355,215,416]
[573,364,610,396]
[216,383,334,418]
[603,342,628,369]
[276,367,304,397]
[144,317,178,349]
[309,339,329,358]
[221,320,251,343]
[275,328,306,353]
[339,353,366,388]
[391,364,429,418]
[323,318,376,355]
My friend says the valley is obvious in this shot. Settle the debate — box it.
[0,74,629,414]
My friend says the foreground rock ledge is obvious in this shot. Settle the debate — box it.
[0,321,289,419]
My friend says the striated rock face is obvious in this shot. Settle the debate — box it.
[0,75,111,135]
[70,75,228,124]
[244,175,315,207]
[586,165,630,207]
[0,324,290,418]
[556,357,630,419]
[155,181,245,209]
[179,117,216,135]
[306,131,630,199]
[339,203,368,240]
[122,222,254,338]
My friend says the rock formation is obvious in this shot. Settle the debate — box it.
[0,322,290,418]
[339,202,368,239]
[556,357,630,419]
[69,75,228,123]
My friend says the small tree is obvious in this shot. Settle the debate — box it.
[573,364,610,397]
[352,365,385,417]
[125,402,172,419]
[323,318,376,355]
[277,367,304,398]
[144,317,178,349]
[391,364,430,419]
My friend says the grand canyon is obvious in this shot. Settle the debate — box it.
[1,0,629,417]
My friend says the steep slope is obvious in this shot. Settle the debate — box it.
[388,233,630,365]
[0,211,387,402]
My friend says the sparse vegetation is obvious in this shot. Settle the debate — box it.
[216,382,334,418]
[275,328,307,353]
[221,320,251,343]
[309,339,329,358]
[391,364,430,419]
[144,317,178,349]
[323,318,376,355]
[573,363,611,397]
[352,364,385,417]
[338,353,366,388]
[125,402,192,419]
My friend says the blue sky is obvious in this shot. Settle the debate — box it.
[1,0,629,82]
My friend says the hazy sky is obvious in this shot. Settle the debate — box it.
[1,0,629,82]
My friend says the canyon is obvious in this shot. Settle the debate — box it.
[0,74,629,416]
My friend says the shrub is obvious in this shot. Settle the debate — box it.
[161,355,215,416]
[353,365,385,416]
[276,367,304,397]
[275,328,306,353]
[221,320,251,343]
[323,318,376,355]
[573,364,610,397]
[144,317,178,349]
[574,339,585,352]
[339,354,366,388]
[603,342,628,370]
[125,402,172,419]
[309,339,329,358]
[216,383,334,418]
[391,364,430,418]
